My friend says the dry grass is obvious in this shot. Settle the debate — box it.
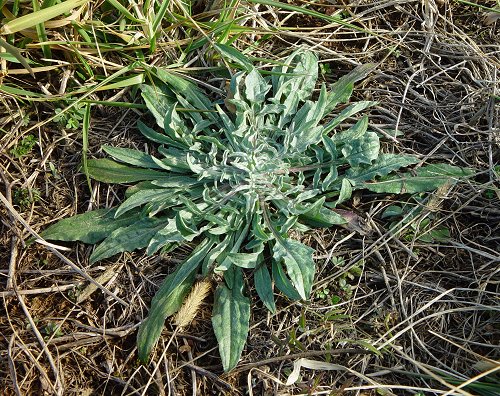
[1,1,499,395]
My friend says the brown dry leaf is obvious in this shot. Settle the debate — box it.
[484,12,500,25]
[333,209,373,236]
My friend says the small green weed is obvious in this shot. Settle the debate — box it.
[382,200,451,243]
[42,322,63,338]
[54,103,86,129]
[41,48,473,371]
[10,135,37,158]
[13,188,40,209]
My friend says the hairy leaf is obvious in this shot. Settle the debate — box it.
[137,240,214,361]
[347,154,419,184]
[272,259,301,301]
[254,264,276,313]
[362,163,473,194]
[90,217,166,263]
[87,158,165,183]
[342,131,380,167]
[273,239,315,300]
[212,267,251,372]
[102,145,164,169]
[137,272,195,362]
[40,208,141,244]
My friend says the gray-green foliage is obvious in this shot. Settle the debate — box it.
[41,49,472,371]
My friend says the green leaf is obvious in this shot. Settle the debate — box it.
[137,120,180,147]
[272,260,301,301]
[324,101,377,134]
[115,189,177,218]
[0,37,34,77]
[154,69,217,123]
[87,158,166,183]
[332,115,369,145]
[347,154,419,184]
[361,163,474,194]
[137,242,209,363]
[336,178,353,206]
[175,210,199,240]
[102,146,164,169]
[342,131,380,167]
[429,227,451,242]
[137,275,193,362]
[212,267,251,372]
[226,251,262,269]
[273,50,318,124]
[40,208,141,244]
[323,63,374,115]
[140,83,175,128]
[254,264,276,313]
[90,217,166,263]
[300,206,347,228]
[245,69,271,103]
[146,218,183,255]
[381,205,404,219]
[1,0,89,34]
[214,43,254,72]
[273,239,315,300]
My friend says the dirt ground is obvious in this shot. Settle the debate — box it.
[1,1,499,395]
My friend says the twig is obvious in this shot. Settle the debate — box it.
[0,190,129,307]
[229,348,374,375]
[15,292,64,395]
[184,363,232,390]
[7,335,22,396]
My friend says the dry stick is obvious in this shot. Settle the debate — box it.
[0,191,129,307]
[184,363,232,390]
[0,283,84,298]
[13,340,55,392]
[7,232,18,290]
[182,338,197,396]
[15,292,64,396]
[7,334,22,396]
[228,348,374,375]
[1,170,18,291]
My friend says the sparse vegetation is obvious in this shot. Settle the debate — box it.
[0,1,498,395]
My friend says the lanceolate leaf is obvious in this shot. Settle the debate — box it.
[140,83,175,128]
[40,208,141,244]
[115,189,178,218]
[87,158,165,183]
[361,163,474,194]
[214,43,254,72]
[212,267,251,372]
[323,63,374,115]
[273,239,315,300]
[137,238,214,362]
[254,264,276,313]
[272,260,301,301]
[102,145,164,169]
[300,206,347,228]
[137,270,196,362]
[90,217,166,263]
[346,154,419,184]
[324,101,377,134]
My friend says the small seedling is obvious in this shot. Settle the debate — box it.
[382,200,451,243]
[13,187,40,209]
[10,135,37,158]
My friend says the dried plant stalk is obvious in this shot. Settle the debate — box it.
[174,280,211,330]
